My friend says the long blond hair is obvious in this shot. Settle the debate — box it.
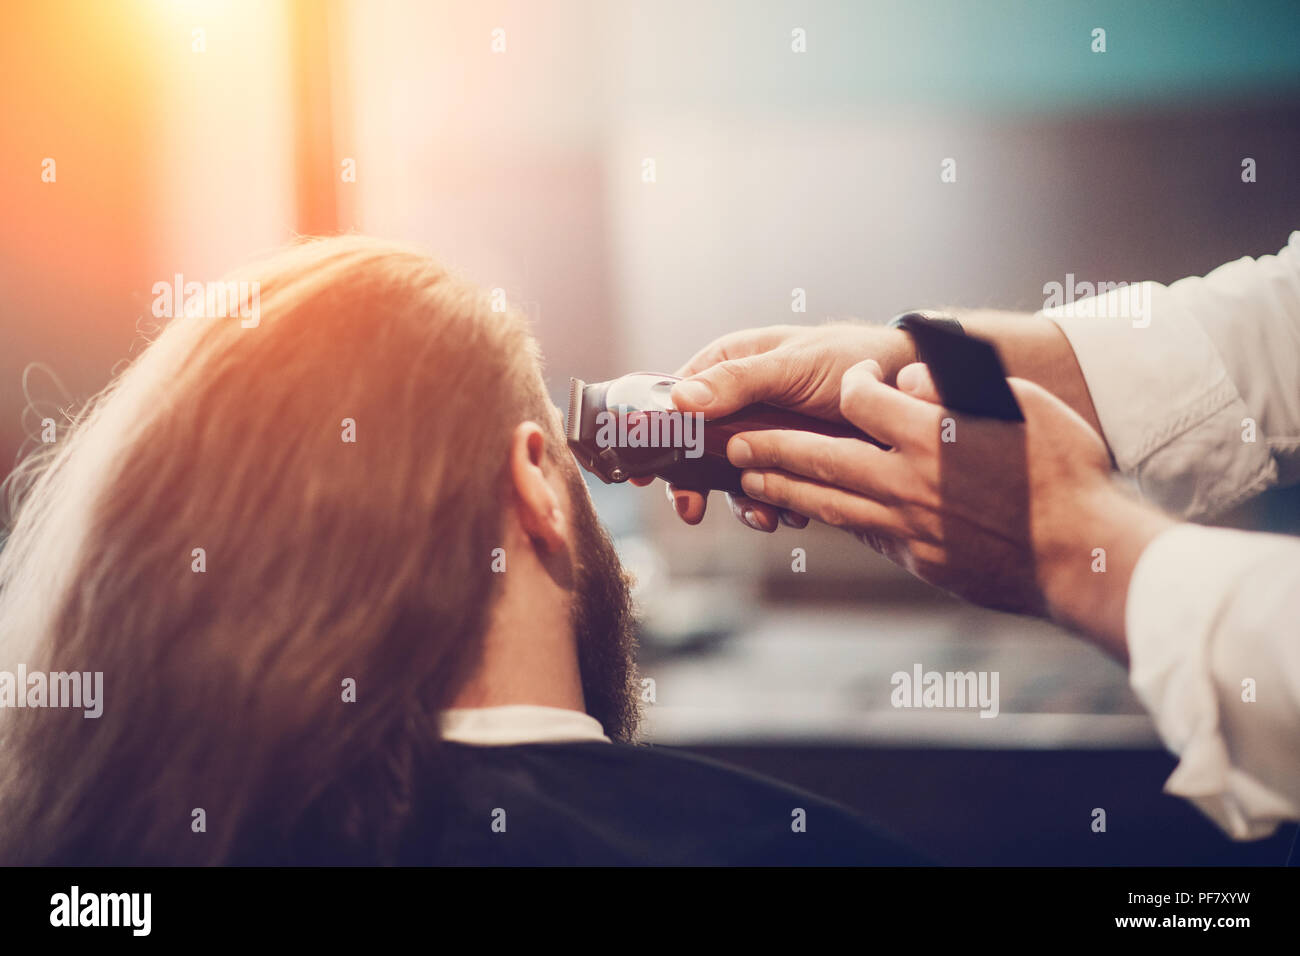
[0,235,557,864]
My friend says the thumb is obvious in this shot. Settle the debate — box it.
[895,362,941,405]
[670,353,792,417]
[1006,375,1077,421]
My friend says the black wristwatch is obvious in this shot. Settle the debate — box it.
[887,310,964,336]
[885,309,1024,421]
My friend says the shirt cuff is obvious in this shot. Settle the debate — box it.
[1040,282,1275,518]
[1126,523,1300,840]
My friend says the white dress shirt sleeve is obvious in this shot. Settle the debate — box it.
[1038,232,1300,840]
[1042,231,1300,520]
[1126,524,1300,840]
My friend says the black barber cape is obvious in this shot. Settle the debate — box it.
[400,742,924,866]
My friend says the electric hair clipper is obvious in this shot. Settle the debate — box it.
[566,315,1022,495]
[565,373,877,495]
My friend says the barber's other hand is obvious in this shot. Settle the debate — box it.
[633,323,917,530]
[728,359,1167,638]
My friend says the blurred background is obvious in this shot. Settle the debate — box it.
[3,0,1298,863]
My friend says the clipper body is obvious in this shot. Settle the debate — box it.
[566,372,876,495]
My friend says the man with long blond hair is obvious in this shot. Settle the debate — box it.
[0,236,915,865]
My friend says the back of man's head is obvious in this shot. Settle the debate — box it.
[0,235,636,864]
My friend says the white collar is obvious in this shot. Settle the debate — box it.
[440,705,611,746]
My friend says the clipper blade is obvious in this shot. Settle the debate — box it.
[565,377,585,443]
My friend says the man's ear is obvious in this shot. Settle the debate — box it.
[508,421,568,555]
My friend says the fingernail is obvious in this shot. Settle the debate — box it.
[740,508,762,530]
[728,437,753,467]
[673,493,690,517]
[740,471,764,497]
[673,378,713,408]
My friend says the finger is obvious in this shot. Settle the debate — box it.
[738,468,906,537]
[895,362,941,405]
[839,359,941,449]
[1005,375,1063,417]
[727,429,901,501]
[629,475,655,487]
[674,326,798,378]
[726,493,779,533]
[664,482,707,524]
[671,351,797,419]
[780,509,810,529]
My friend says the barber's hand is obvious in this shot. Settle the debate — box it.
[727,359,1167,637]
[631,323,917,530]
